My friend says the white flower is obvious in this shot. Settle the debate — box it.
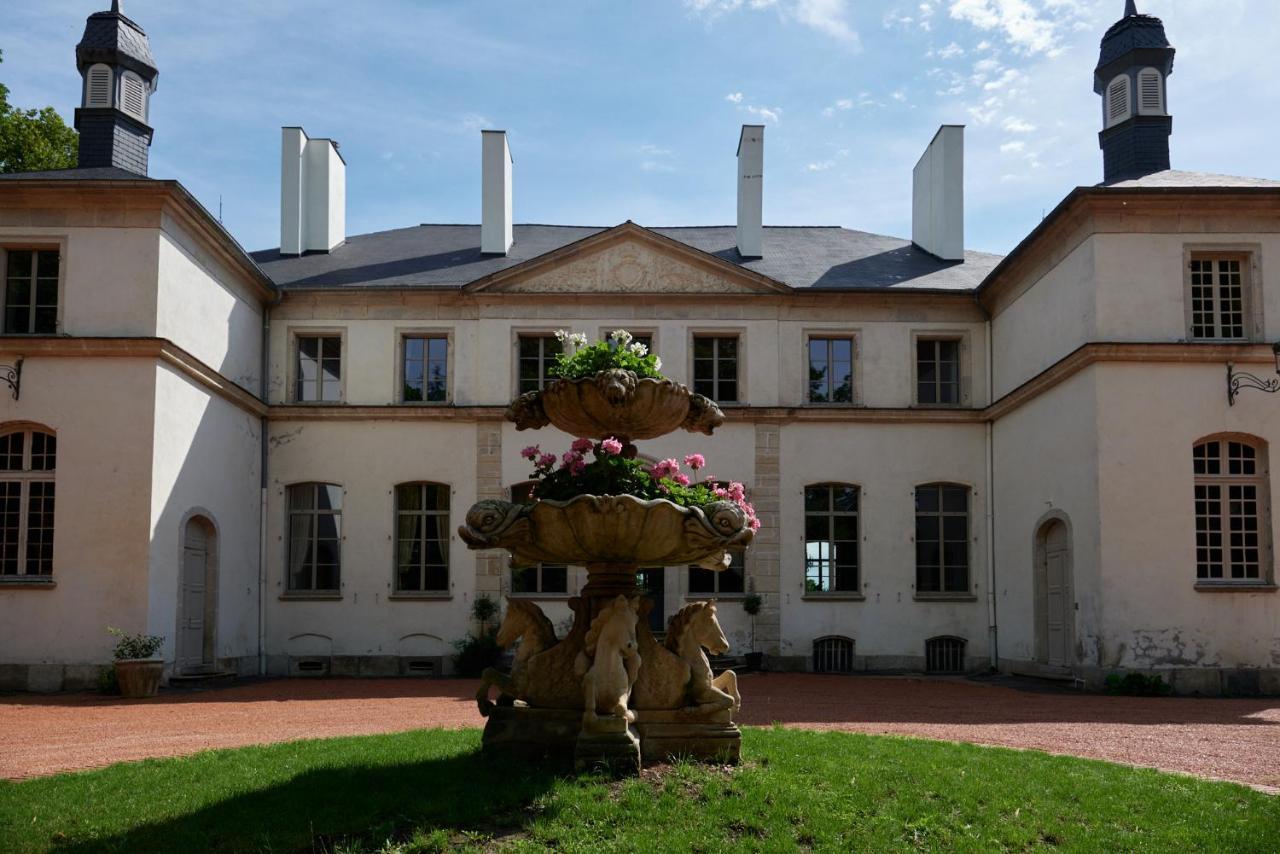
[652,356,662,371]
[629,342,648,356]
[554,329,569,342]
[569,332,588,348]
[609,329,633,346]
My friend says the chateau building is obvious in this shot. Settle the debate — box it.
[1,2,1277,695]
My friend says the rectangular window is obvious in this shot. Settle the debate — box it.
[511,564,569,595]
[518,335,563,394]
[915,484,969,594]
[1194,440,1264,581]
[688,549,745,595]
[287,483,342,592]
[4,249,59,334]
[1189,255,1248,340]
[917,339,961,405]
[0,429,56,578]
[692,335,739,403]
[807,337,853,404]
[295,335,342,402]
[804,484,859,593]
[395,483,450,592]
[403,336,448,403]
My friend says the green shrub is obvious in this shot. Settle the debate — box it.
[107,626,164,660]
[1104,672,1173,696]
[741,592,763,616]
[548,329,663,381]
[470,594,498,630]
[451,629,502,677]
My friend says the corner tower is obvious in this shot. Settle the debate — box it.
[1093,0,1175,183]
[74,0,159,175]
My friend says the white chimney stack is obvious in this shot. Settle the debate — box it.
[279,126,346,255]
[736,125,764,258]
[481,130,513,255]
[911,125,964,262]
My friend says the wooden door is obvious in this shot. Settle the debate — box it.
[178,519,212,672]
[1042,521,1070,667]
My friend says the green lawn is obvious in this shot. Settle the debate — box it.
[1,727,1275,853]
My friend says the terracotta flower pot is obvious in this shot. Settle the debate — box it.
[114,658,163,699]
[507,370,725,441]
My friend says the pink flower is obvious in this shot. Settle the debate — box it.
[684,454,706,471]
[727,482,746,502]
[748,516,762,532]
[648,459,676,480]
[571,437,594,454]
[673,473,691,487]
[536,453,557,469]
[521,445,540,460]
[561,451,582,468]
[571,459,587,476]
[600,437,623,456]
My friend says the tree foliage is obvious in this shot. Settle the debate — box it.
[0,49,79,174]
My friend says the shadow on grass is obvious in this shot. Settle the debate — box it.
[51,746,562,854]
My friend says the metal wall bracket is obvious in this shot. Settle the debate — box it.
[0,359,21,401]
[1227,361,1280,406]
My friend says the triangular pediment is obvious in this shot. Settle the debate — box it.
[465,222,790,295]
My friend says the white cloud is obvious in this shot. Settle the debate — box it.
[892,90,907,102]
[725,92,744,103]
[746,104,781,123]
[639,144,674,156]
[935,41,965,60]
[807,160,835,171]
[948,0,1087,57]
[1001,116,1035,133]
[999,140,1025,154]
[686,0,859,47]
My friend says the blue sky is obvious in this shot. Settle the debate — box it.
[3,0,1277,255]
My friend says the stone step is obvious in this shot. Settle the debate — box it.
[168,670,237,688]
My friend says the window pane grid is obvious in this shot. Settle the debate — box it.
[395,483,450,592]
[915,484,969,593]
[692,336,739,403]
[403,336,448,402]
[807,338,853,404]
[287,483,342,591]
[804,484,859,593]
[1194,440,1265,581]
[688,549,745,595]
[0,429,56,577]
[917,339,960,405]
[296,335,342,402]
[518,336,563,394]
[1190,256,1248,341]
[4,250,59,334]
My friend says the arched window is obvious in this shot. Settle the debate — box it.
[1106,75,1131,127]
[508,482,567,595]
[0,427,55,578]
[804,483,859,593]
[1137,68,1164,115]
[286,483,342,592]
[85,64,112,108]
[1193,438,1269,583]
[120,71,146,120]
[813,636,854,673]
[395,482,450,593]
[915,483,970,594]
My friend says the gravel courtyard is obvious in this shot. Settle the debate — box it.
[3,674,1276,790]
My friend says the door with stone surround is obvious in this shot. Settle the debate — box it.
[178,516,216,673]
[1036,519,1072,668]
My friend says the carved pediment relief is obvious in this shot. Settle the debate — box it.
[477,230,785,295]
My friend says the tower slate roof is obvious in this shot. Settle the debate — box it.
[1096,3,1173,80]
[76,4,158,79]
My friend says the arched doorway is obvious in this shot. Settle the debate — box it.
[177,515,217,674]
[1034,517,1072,668]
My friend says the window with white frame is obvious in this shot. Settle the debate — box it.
[403,336,448,403]
[807,337,853,404]
[692,335,739,403]
[287,483,342,592]
[804,484,859,593]
[295,334,342,402]
[915,483,970,594]
[395,482,450,593]
[0,428,55,578]
[1189,255,1249,341]
[916,338,961,405]
[689,548,745,595]
[1106,75,1131,127]
[1193,438,1269,583]
[517,335,563,394]
[509,481,569,594]
[4,249,59,334]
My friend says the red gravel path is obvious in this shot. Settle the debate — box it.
[2,675,1277,790]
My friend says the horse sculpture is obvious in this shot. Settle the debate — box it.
[664,600,740,715]
[475,598,559,715]
[574,594,641,726]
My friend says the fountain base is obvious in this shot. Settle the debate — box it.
[634,708,741,765]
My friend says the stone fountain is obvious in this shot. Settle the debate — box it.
[459,368,755,772]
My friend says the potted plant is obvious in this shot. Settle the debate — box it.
[741,588,764,671]
[108,627,165,699]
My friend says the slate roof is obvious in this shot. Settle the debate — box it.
[0,167,153,181]
[251,224,1003,292]
[77,9,157,76]
[1097,12,1172,71]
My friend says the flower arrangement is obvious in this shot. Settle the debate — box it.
[548,329,664,382]
[107,626,164,661]
[519,440,761,532]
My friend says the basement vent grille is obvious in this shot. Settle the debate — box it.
[925,636,966,674]
[813,636,854,673]
[296,659,326,673]
[406,659,435,675]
